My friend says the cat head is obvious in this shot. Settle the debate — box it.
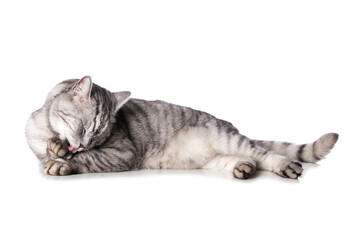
[49,76,130,153]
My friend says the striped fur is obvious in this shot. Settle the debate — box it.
[253,133,339,163]
[26,76,339,179]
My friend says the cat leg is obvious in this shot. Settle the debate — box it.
[43,146,137,176]
[43,136,138,175]
[227,136,303,179]
[248,147,303,179]
[214,133,303,179]
[202,155,256,179]
[67,147,137,174]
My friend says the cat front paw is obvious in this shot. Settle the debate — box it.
[43,160,72,176]
[47,138,73,160]
[279,161,303,179]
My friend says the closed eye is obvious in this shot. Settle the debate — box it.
[78,121,87,136]
[82,126,87,135]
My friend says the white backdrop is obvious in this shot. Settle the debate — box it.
[0,1,359,239]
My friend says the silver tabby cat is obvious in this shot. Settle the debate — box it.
[26,76,339,179]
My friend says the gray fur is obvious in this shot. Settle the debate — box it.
[26,76,339,179]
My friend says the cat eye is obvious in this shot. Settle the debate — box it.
[79,121,87,135]
[75,125,86,136]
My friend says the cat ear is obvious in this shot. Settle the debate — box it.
[73,76,93,104]
[114,91,131,112]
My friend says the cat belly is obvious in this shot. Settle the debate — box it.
[140,127,219,170]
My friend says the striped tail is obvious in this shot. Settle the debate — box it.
[254,133,339,163]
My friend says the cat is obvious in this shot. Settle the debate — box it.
[25,76,339,179]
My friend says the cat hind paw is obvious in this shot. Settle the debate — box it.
[233,161,256,179]
[279,162,303,179]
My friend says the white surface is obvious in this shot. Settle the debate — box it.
[0,1,359,239]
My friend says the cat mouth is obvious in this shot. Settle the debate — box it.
[66,141,85,154]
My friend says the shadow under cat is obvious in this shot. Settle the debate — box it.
[39,162,319,183]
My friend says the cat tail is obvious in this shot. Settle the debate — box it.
[253,133,339,163]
